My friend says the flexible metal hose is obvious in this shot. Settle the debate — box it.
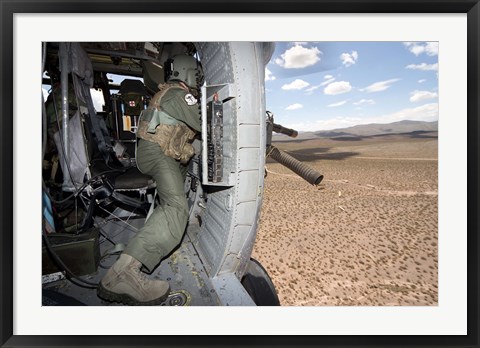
[268,146,323,186]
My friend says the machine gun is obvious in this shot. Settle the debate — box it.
[266,111,324,186]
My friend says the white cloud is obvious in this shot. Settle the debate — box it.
[404,42,425,56]
[361,78,400,93]
[305,85,321,94]
[324,81,352,95]
[406,63,438,71]
[403,42,438,56]
[281,79,310,90]
[340,51,358,67]
[320,78,336,87]
[283,103,438,131]
[285,103,303,111]
[418,79,427,83]
[409,90,438,102]
[327,100,348,107]
[265,68,276,81]
[275,45,321,69]
[324,75,333,79]
[425,42,439,56]
[353,99,375,106]
[306,77,337,94]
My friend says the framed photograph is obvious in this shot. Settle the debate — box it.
[1,1,479,347]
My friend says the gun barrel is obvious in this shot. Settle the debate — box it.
[272,123,298,138]
[268,146,323,186]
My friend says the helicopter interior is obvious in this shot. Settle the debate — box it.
[41,41,281,306]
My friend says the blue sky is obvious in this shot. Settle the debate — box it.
[43,41,439,132]
[265,42,439,131]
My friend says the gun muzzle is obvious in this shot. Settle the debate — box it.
[268,146,323,186]
[272,123,298,138]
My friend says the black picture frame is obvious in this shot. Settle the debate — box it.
[1,1,478,347]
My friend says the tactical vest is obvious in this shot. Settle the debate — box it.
[137,83,197,163]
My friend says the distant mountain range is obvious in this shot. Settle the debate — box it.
[273,120,438,141]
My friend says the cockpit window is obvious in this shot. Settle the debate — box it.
[91,88,105,112]
[107,74,144,85]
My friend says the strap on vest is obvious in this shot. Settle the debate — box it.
[140,109,184,133]
[139,83,189,133]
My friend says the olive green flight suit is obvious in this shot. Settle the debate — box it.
[124,83,201,272]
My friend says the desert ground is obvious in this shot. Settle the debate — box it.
[252,132,438,306]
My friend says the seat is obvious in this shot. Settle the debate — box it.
[44,43,155,236]
[110,79,151,165]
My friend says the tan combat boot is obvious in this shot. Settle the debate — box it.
[97,253,170,305]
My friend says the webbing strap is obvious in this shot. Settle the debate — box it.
[145,191,157,222]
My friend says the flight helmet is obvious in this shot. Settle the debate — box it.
[165,54,204,90]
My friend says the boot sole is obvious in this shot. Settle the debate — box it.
[97,283,170,306]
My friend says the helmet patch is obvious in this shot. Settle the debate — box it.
[184,93,197,106]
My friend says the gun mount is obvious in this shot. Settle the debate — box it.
[266,111,324,186]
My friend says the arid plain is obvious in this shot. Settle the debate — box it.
[252,131,438,306]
